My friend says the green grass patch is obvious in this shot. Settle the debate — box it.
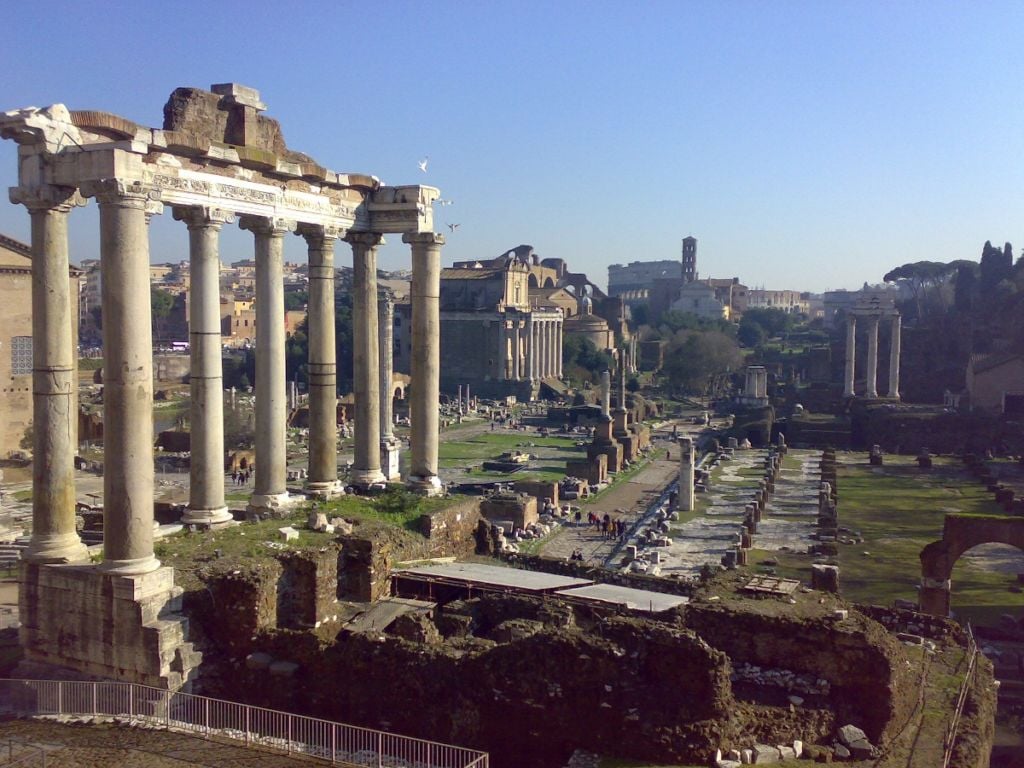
[318,489,460,532]
[836,454,1024,621]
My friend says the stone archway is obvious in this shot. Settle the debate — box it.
[919,514,1024,615]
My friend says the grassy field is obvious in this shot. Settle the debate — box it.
[836,454,1024,625]
[438,431,586,483]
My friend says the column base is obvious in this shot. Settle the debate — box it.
[407,474,443,496]
[305,480,346,500]
[181,506,234,527]
[97,554,162,576]
[247,492,294,518]
[380,438,401,482]
[350,468,387,489]
[24,533,90,565]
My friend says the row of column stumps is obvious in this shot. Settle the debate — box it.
[843,312,901,399]
[15,180,446,572]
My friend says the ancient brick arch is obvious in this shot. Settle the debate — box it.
[919,514,1024,615]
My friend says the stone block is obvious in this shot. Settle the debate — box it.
[278,526,299,541]
[752,744,780,763]
[837,724,867,746]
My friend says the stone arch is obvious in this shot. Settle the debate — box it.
[919,514,1024,616]
[528,273,539,288]
[543,277,555,288]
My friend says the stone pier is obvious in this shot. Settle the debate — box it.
[176,206,232,526]
[378,292,401,481]
[405,232,445,495]
[301,224,344,498]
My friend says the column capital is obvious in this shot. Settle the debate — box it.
[238,214,297,236]
[402,232,445,247]
[345,231,385,249]
[80,178,160,209]
[172,205,235,230]
[297,222,345,246]
[378,290,394,311]
[9,184,85,213]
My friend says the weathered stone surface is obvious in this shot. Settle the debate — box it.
[837,724,867,746]
[752,744,780,763]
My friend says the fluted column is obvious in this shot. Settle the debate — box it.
[888,314,901,400]
[379,292,401,481]
[525,315,535,382]
[557,320,563,378]
[844,315,856,397]
[240,216,296,514]
[174,206,233,526]
[347,233,385,487]
[404,232,445,495]
[538,320,547,379]
[512,319,522,381]
[12,186,89,562]
[300,224,344,497]
[865,316,879,398]
[499,320,509,379]
[88,179,161,574]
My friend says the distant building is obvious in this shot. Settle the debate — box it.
[823,285,898,327]
[0,233,80,458]
[669,281,728,320]
[965,352,1024,415]
[747,289,810,315]
[681,236,697,283]
[607,260,681,296]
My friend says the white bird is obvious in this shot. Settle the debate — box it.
[418,157,429,172]
[447,223,461,232]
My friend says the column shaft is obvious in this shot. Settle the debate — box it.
[888,315,901,399]
[379,295,396,441]
[23,191,88,562]
[678,437,695,511]
[404,232,445,494]
[844,315,856,397]
[512,319,522,381]
[94,182,160,574]
[176,208,232,525]
[499,320,509,379]
[300,225,341,496]
[557,321,563,378]
[348,233,384,486]
[865,316,879,398]
[241,216,295,511]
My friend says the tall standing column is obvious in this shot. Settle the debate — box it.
[525,315,535,383]
[378,292,401,481]
[14,186,88,562]
[888,314,901,400]
[299,224,344,497]
[557,320,563,378]
[240,216,296,514]
[404,232,445,495]
[865,316,879,399]
[175,206,233,526]
[512,319,522,381]
[89,179,161,574]
[677,437,695,511]
[844,315,857,397]
[499,320,509,379]
[348,233,385,487]
[538,320,547,379]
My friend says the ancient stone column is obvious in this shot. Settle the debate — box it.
[348,233,385,487]
[175,206,233,526]
[14,186,89,563]
[865,315,879,399]
[378,292,401,481]
[601,369,611,417]
[844,314,857,397]
[557,320,563,378]
[299,224,343,498]
[524,315,535,382]
[512,319,522,381]
[240,216,296,514]
[404,232,445,495]
[540,319,549,379]
[888,314,901,400]
[678,436,695,512]
[494,319,506,379]
[91,179,161,574]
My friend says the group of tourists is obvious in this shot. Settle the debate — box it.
[579,511,627,541]
[230,468,252,486]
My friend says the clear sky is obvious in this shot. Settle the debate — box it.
[1,1,1022,292]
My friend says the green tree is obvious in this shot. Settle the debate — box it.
[737,320,766,348]
[151,287,175,342]
[661,329,742,396]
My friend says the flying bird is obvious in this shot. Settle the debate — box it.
[418,157,429,172]
[447,223,461,232]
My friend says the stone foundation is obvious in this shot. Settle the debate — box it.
[18,562,200,690]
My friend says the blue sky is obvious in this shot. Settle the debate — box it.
[1,1,1022,292]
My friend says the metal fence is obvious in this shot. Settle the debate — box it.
[0,679,488,768]
[942,625,979,768]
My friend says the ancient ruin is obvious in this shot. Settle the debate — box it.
[0,83,446,686]
[844,298,901,399]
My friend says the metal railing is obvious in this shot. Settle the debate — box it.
[942,624,979,768]
[0,679,488,768]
